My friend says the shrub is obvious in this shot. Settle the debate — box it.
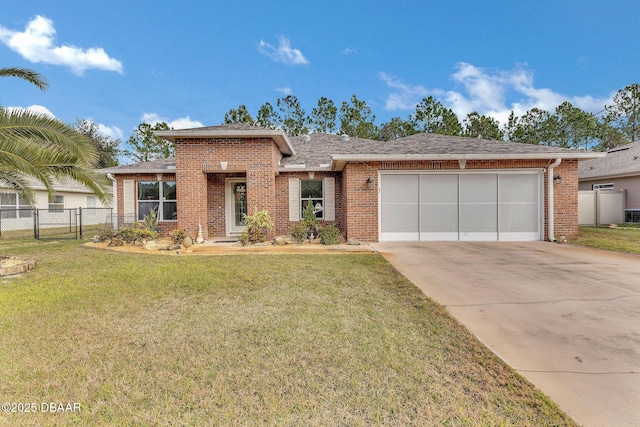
[240,209,273,245]
[118,222,158,244]
[302,198,318,232]
[319,225,343,245]
[170,229,188,244]
[94,223,116,242]
[143,208,158,232]
[290,223,308,243]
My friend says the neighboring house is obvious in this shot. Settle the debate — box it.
[100,124,603,242]
[578,141,640,209]
[0,177,110,231]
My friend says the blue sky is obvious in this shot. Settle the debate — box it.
[1,1,638,159]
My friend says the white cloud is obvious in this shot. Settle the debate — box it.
[6,104,56,118]
[378,72,429,110]
[141,113,203,130]
[258,36,309,66]
[0,15,123,75]
[276,86,292,96]
[342,47,356,55]
[96,123,123,140]
[381,62,613,125]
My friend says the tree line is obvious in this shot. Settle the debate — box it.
[222,84,639,151]
[83,82,640,165]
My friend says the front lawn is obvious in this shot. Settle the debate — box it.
[0,240,575,426]
[572,226,640,255]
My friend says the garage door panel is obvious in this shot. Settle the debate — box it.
[460,204,498,232]
[500,174,538,202]
[420,204,458,232]
[381,174,419,203]
[420,175,458,203]
[500,203,539,233]
[460,174,497,203]
[380,204,419,233]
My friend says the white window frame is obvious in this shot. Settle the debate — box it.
[137,181,177,221]
[300,179,324,220]
[48,194,65,212]
[1,193,31,218]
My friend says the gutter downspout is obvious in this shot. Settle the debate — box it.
[106,173,117,229]
[547,158,562,242]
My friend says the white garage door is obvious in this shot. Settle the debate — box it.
[379,171,542,242]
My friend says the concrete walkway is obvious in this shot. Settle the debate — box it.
[371,241,640,427]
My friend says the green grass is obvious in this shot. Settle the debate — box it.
[572,226,640,255]
[0,240,576,426]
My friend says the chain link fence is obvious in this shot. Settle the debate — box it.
[0,208,114,240]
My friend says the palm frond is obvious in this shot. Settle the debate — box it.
[0,67,49,91]
[0,109,98,166]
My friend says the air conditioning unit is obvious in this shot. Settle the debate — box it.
[624,209,640,223]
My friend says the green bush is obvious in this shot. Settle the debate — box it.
[94,224,116,242]
[143,208,158,232]
[170,229,189,244]
[319,225,343,245]
[240,209,273,245]
[118,222,158,244]
[290,223,308,243]
[302,198,318,232]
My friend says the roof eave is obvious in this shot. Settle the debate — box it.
[330,152,606,171]
[153,129,295,156]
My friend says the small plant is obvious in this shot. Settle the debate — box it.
[319,225,343,245]
[290,223,308,243]
[238,230,250,246]
[170,229,188,244]
[143,208,158,232]
[94,223,116,242]
[117,222,158,244]
[302,198,318,236]
[240,209,273,245]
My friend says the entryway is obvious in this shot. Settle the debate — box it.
[225,178,247,235]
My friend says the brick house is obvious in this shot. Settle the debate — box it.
[100,124,604,242]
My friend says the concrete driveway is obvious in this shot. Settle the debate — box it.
[371,241,640,427]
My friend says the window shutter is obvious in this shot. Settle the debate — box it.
[123,180,134,219]
[289,178,300,221]
[324,177,335,221]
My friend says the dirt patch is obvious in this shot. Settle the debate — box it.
[84,239,376,256]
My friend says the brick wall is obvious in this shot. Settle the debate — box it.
[274,171,343,236]
[551,159,579,240]
[174,137,278,239]
[341,159,578,242]
[112,172,177,235]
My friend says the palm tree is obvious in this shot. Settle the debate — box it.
[0,67,110,204]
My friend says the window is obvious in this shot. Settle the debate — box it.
[1,193,32,218]
[593,183,614,190]
[300,179,324,219]
[48,195,64,212]
[137,181,177,221]
[86,196,96,215]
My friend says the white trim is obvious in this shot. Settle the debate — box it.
[123,180,134,219]
[226,178,248,235]
[324,177,335,221]
[289,178,300,222]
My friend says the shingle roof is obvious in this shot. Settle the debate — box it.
[99,157,176,174]
[578,141,640,180]
[102,128,605,174]
[282,132,602,168]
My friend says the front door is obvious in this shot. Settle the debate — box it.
[226,179,247,235]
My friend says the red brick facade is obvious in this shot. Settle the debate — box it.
[111,135,580,242]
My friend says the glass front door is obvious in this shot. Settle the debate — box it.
[227,179,247,234]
